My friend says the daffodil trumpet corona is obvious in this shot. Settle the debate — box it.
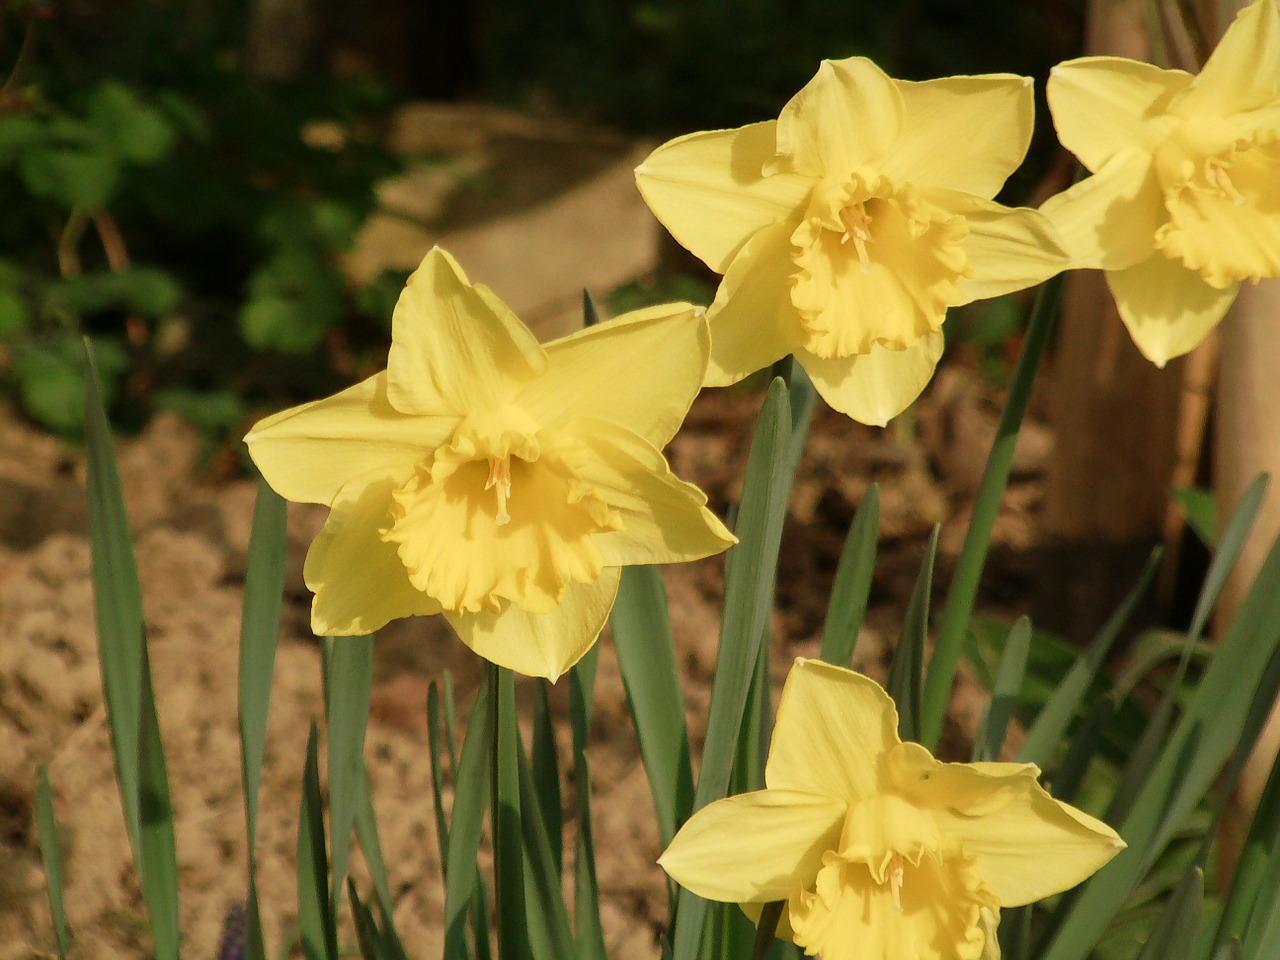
[244,247,735,681]
[636,56,1069,426]
[1040,0,1280,367]
[659,659,1125,960]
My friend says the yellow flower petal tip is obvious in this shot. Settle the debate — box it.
[244,247,732,679]
[659,659,1125,960]
[636,56,1066,424]
[1042,0,1280,365]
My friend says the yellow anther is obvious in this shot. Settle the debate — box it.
[485,456,512,526]
[840,206,874,271]
[1206,158,1245,206]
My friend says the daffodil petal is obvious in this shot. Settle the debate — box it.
[635,122,811,273]
[446,566,620,681]
[303,477,443,636]
[1107,253,1239,367]
[773,57,904,178]
[1039,149,1163,270]
[765,659,900,801]
[1176,0,1280,117]
[1048,58,1191,171]
[519,303,708,448]
[704,220,804,386]
[573,417,735,566]
[939,193,1069,300]
[796,332,944,427]
[244,372,451,505]
[931,777,1124,906]
[386,247,547,417]
[659,790,846,902]
[882,74,1033,198]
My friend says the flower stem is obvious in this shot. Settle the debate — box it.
[920,274,1064,751]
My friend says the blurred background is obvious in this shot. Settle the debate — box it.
[0,0,1084,460]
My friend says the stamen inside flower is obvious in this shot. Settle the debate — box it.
[486,456,513,525]
[790,175,969,359]
[839,204,874,271]
[1206,158,1244,206]
[886,852,905,915]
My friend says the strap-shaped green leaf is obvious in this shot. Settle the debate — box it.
[888,525,937,744]
[323,635,374,919]
[84,340,180,960]
[35,765,69,959]
[610,565,694,848]
[922,275,1063,749]
[237,479,286,960]
[671,379,792,960]
[821,484,880,667]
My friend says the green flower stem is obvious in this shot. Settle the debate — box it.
[920,274,1064,751]
[492,665,528,960]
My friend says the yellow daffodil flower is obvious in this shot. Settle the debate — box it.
[660,659,1124,960]
[636,57,1068,425]
[244,247,734,680]
[1041,0,1280,367]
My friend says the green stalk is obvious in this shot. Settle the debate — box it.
[920,275,1063,750]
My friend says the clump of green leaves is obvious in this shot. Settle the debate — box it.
[0,4,407,441]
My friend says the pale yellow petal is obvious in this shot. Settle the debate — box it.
[882,74,1033,198]
[386,247,546,417]
[573,417,735,566]
[773,57,904,178]
[765,659,900,801]
[931,777,1124,906]
[797,332,944,427]
[1047,58,1190,171]
[519,303,707,449]
[303,477,443,636]
[244,371,452,505]
[704,221,805,386]
[939,193,1069,301]
[446,566,620,681]
[1106,253,1239,366]
[1176,0,1280,117]
[635,122,812,273]
[658,790,846,902]
[1038,148,1163,270]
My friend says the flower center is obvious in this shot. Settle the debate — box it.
[381,407,623,615]
[787,839,999,960]
[1153,118,1280,288]
[790,175,969,360]
[839,203,875,269]
[486,456,513,525]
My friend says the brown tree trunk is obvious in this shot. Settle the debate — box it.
[1217,279,1280,878]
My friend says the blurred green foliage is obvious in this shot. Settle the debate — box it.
[0,1,407,443]
[0,0,1074,446]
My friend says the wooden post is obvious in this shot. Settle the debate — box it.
[1217,279,1280,878]
[1039,0,1185,640]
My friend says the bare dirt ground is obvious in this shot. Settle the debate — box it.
[0,102,1054,960]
